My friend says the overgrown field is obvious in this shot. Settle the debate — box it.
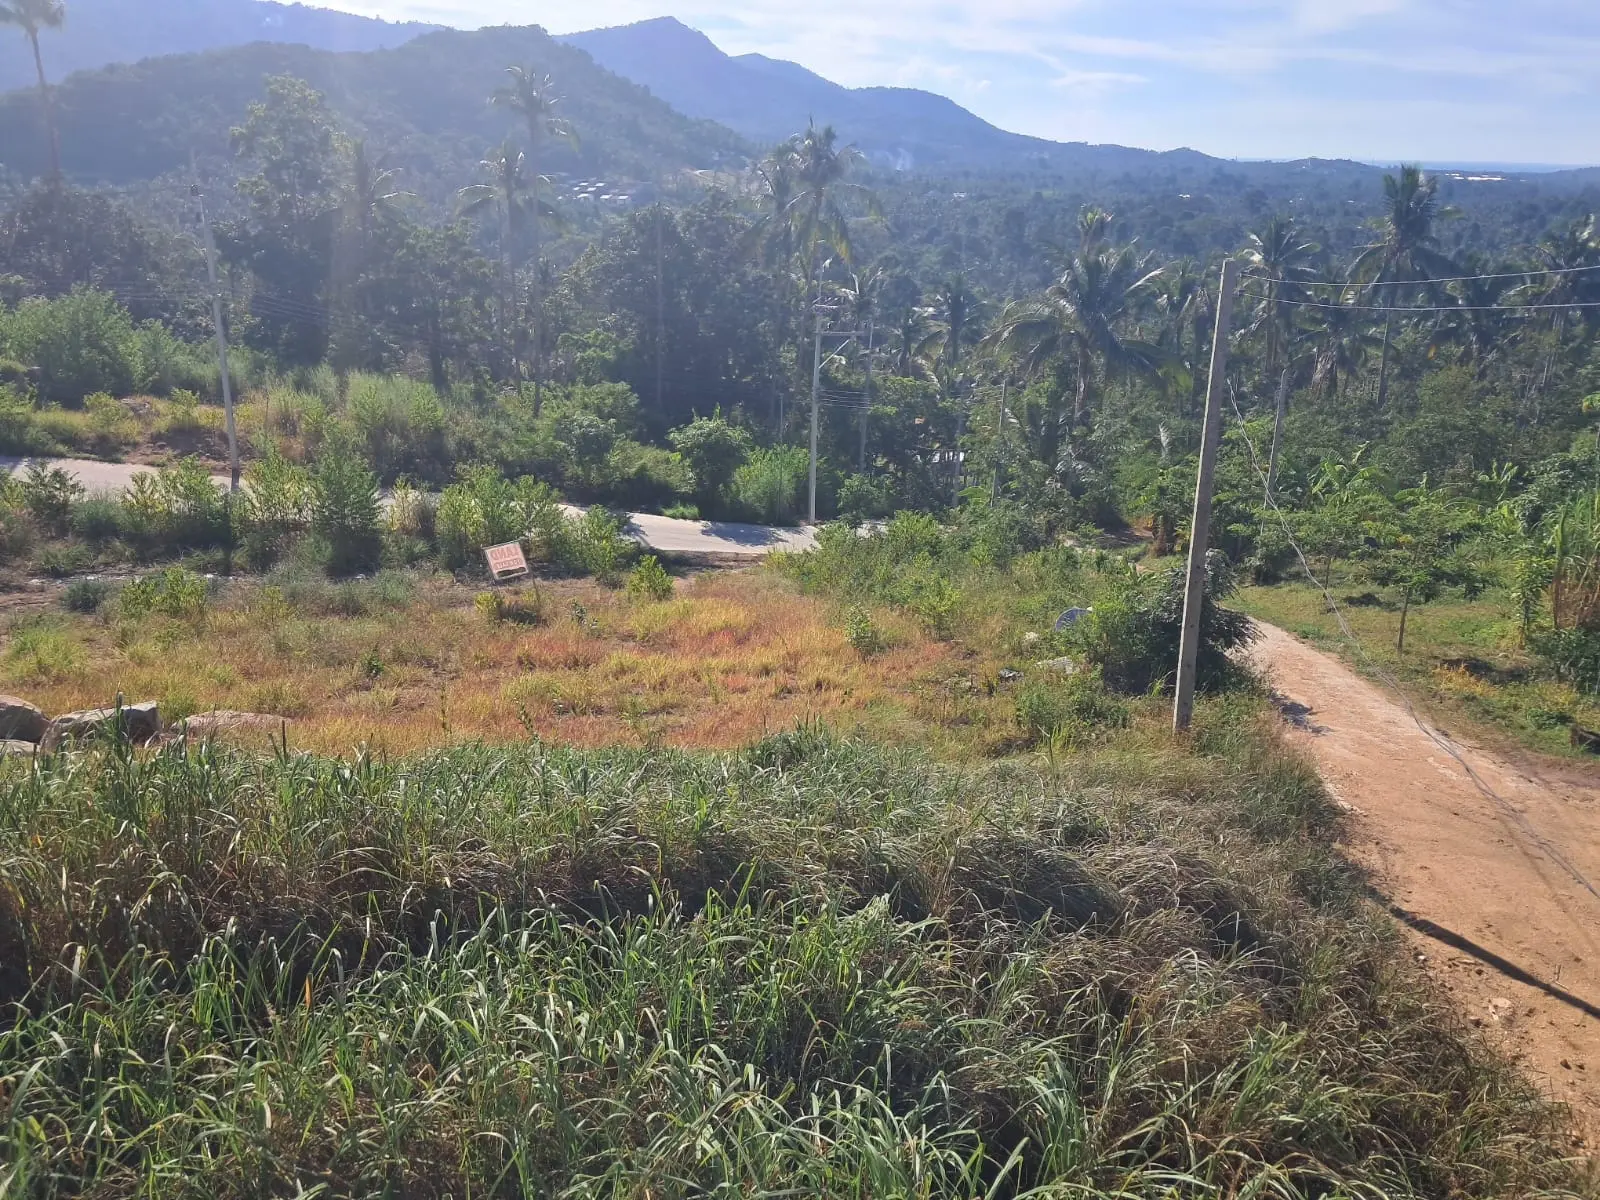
[0,711,1585,1197]
[0,568,1010,756]
[0,521,1592,1196]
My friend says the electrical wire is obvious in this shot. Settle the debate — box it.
[1222,390,1600,906]
[1240,261,1600,288]
[1237,290,1600,315]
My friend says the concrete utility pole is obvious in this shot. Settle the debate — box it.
[1173,257,1240,734]
[809,309,824,523]
[859,316,873,472]
[193,181,240,492]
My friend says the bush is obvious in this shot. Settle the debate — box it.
[1529,626,1600,694]
[562,507,635,584]
[626,554,674,602]
[69,494,125,544]
[1066,552,1256,694]
[0,386,51,455]
[836,472,894,524]
[669,414,752,510]
[310,449,381,576]
[240,448,311,569]
[1013,668,1130,747]
[436,466,535,571]
[601,440,693,511]
[62,577,113,613]
[475,585,543,625]
[121,459,231,558]
[135,322,211,397]
[731,446,807,525]
[118,567,210,620]
[844,604,887,656]
[2,288,139,405]
[346,372,448,483]
[20,461,84,535]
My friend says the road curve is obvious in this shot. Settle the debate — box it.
[1,456,817,559]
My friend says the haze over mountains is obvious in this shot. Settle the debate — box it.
[0,0,437,94]
[1,0,1596,198]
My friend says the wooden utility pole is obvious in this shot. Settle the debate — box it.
[193,180,240,492]
[1173,257,1239,733]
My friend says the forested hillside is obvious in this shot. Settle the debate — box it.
[0,0,437,94]
[0,26,748,194]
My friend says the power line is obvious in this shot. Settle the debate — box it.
[1241,288,1600,312]
[1241,261,1600,289]
[1223,387,1600,907]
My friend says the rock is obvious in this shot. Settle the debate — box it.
[1034,656,1080,675]
[42,702,162,751]
[1020,632,1042,648]
[178,711,288,743]
[0,739,38,756]
[997,668,1023,684]
[0,695,48,743]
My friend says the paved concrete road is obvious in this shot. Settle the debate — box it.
[1,455,816,559]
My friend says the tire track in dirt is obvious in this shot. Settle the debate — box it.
[1249,621,1600,1145]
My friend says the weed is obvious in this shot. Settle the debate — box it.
[4,622,85,684]
[119,567,209,620]
[62,577,113,613]
[844,604,887,656]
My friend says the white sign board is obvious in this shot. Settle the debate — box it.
[484,541,530,582]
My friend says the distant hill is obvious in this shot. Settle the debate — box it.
[0,0,438,95]
[561,17,1233,178]
[0,25,750,197]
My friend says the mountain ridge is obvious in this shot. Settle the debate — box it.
[0,0,439,95]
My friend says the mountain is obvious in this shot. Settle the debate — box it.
[0,25,749,196]
[561,17,1224,176]
[0,0,439,96]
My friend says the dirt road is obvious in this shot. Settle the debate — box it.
[0,456,817,559]
[1250,621,1600,1138]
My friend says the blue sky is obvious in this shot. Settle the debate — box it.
[322,0,1600,165]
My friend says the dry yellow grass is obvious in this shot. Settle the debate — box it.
[1,570,1015,755]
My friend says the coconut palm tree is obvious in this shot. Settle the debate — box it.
[1,0,65,182]
[346,139,409,265]
[1302,278,1379,400]
[1430,256,1515,373]
[1155,260,1212,416]
[786,122,879,294]
[987,213,1166,451]
[491,67,576,411]
[748,139,802,431]
[1242,215,1319,387]
[1349,166,1458,409]
[458,142,533,380]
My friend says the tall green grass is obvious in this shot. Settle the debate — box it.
[0,713,1581,1197]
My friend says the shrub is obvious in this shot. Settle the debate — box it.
[346,372,447,483]
[1066,551,1256,694]
[121,459,231,557]
[669,413,752,509]
[69,494,125,544]
[240,448,311,569]
[0,386,50,455]
[135,322,210,396]
[475,585,543,625]
[436,466,531,571]
[601,441,693,511]
[3,288,139,405]
[843,604,887,656]
[35,541,94,578]
[836,472,894,524]
[563,507,635,584]
[662,502,700,521]
[310,449,381,576]
[1013,668,1130,747]
[20,461,84,535]
[118,567,209,620]
[731,446,807,525]
[62,577,113,613]
[626,554,674,602]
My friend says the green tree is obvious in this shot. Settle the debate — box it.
[458,142,533,382]
[0,0,64,182]
[988,210,1166,457]
[1349,166,1458,411]
[1362,482,1483,652]
[491,66,576,413]
[1241,215,1318,387]
[669,413,752,511]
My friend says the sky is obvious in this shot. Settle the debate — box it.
[317,0,1600,166]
